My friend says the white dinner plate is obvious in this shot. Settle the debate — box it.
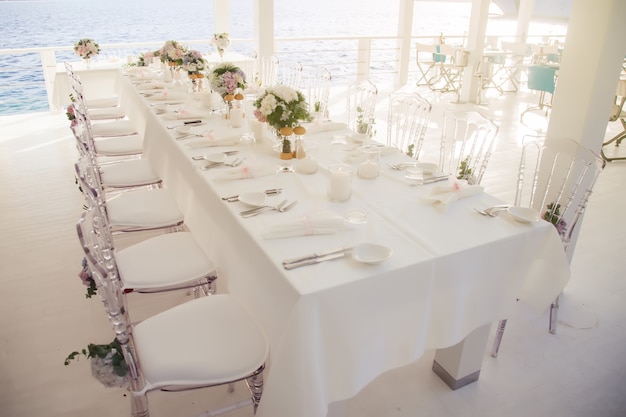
[175,125,192,135]
[352,243,393,264]
[415,162,439,175]
[202,152,227,163]
[238,192,268,207]
[507,206,541,223]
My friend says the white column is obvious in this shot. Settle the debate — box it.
[254,0,275,58]
[546,0,626,153]
[214,0,229,34]
[459,0,491,103]
[515,0,534,42]
[395,0,415,87]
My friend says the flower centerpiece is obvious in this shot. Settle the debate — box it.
[182,50,207,92]
[74,38,100,61]
[209,62,247,113]
[65,338,129,389]
[254,85,311,158]
[210,32,231,59]
[159,40,187,66]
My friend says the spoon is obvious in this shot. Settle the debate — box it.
[282,243,392,269]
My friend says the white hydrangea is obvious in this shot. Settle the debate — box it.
[270,85,298,103]
[259,94,278,116]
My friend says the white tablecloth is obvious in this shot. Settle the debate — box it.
[116,71,570,417]
[52,60,124,110]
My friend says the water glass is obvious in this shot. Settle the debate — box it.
[357,145,381,179]
[328,163,353,202]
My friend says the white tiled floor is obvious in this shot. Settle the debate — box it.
[0,85,625,417]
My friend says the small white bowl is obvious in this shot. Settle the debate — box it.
[507,206,541,223]
[175,125,192,135]
[352,243,393,264]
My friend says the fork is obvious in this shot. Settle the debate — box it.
[192,151,239,161]
[386,162,417,170]
[240,199,289,218]
[200,158,242,170]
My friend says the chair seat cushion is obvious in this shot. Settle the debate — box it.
[86,97,119,109]
[92,120,138,137]
[94,134,144,156]
[133,295,268,388]
[89,107,126,120]
[106,188,183,229]
[99,159,161,188]
[116,231,216,290]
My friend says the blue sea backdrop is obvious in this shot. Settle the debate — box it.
[0,0,566,116]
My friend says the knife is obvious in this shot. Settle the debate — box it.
[222,188,282,202]
[422,175,450,184]
[283,246,354,266]
[283,252,348,270]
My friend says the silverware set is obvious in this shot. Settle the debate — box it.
[473,205,510,217]
[221,188,282,202]
[200,158,243,170]
[176,129,213,140]
[239,199,298,218]
[282,246,354,270]
[192,150,239,161]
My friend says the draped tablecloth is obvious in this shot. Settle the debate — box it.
[117,71,570,417]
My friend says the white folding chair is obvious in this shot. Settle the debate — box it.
[491,136,605,357]
[386,92,432,158]
[601,77,626,161]
[76,208,268,417]
[438,110,499,184]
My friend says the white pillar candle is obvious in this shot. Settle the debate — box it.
[328,164,352,202]
[296,157,318,174]
[357,144,381,179]
[249,119,265,142]
[357,161,380,179]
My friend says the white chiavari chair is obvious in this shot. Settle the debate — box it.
[491,137,605,357]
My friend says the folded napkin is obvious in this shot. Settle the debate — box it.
[145,89,188,101]
[92,120,138,137]
[136,82,165,90]
[262,210,347,239]
[214,162,276,180]
[423,179,484,209]
[301,121,347,134]
[162,110,206,120]
[185,126,244,148]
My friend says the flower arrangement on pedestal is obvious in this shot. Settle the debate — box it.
[210,32,231,58]
[209,62,246,97]
[65,338,129,389]
[159,40,187,66]
[182,50,207,92]
[254,86,311,158]
[74,38,100,60]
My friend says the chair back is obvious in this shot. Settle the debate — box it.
[278,62,303,89]
[516,137,605,258]
[439,111,498,184]
[303,67,332,119]
[345,79,378,134]
[386,92,432,158]
[527,65,557,94]
[256,55,279,88]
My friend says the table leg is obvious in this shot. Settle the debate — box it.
[432,323,491,390]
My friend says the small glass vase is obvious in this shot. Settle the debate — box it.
[84,58,91,69]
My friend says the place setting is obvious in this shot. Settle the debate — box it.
[282,242,393,270]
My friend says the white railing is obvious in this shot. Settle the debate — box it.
[0,33,565,115]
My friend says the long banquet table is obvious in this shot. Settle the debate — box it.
[113,69,570,417]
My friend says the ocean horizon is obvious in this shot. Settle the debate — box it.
[0,0,567,115]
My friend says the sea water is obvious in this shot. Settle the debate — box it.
[0,0,566,116]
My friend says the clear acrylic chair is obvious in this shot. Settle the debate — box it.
[77,208,268,417]
[77,174,216,299]
[303,67,332,120]
[386,92,432,158]
[438,110,499,184]
[73,106,162,194]
[491,136,605,357]
[255,55,279,89]
[345,79,378,135]
[75,159,184,234]
[64,62,121,111]
[278,61,303,89]
[601,77,626,162]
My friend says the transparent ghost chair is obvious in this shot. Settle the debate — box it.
[64,62,122,114]
[76,168,216,300]
[491,136,605,357]
[345,79,378,135]
[438,110,499,184]
[303,67,332,121]
[74,158,183,235]
[386,92,432,158]
[77,207,268,417]
[73,107,162,194]
[278,61,303,89]
[255,55,279,90]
